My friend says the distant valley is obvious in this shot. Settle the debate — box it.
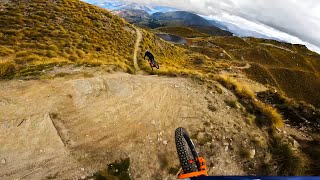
[1,0,320,179]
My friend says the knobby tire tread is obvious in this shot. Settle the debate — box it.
[175,127,198,173]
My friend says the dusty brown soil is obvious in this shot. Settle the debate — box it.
[0,26,272,179]
[0,71,270,179]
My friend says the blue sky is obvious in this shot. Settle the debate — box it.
[84,0,320,53]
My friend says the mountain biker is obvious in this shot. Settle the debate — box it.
[144,50,155,64]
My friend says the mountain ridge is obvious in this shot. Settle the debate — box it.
[0,0,320,178]
[112,9,234,36]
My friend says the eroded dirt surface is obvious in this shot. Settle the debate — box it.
[0,72,268,179]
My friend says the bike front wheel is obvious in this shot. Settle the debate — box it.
[175,127,199,173]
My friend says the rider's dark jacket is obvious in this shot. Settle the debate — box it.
[144,51,154,62]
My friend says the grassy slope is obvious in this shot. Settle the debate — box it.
[2,0,318,107]
[269,68,320,106]
[0,0,139,77]
[138,29,217,76]
[0,0,216,79]
[0,3,318,175]
[244,38,320,107]
[187,35,320,107]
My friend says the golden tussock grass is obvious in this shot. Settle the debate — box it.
[0,46,15,56]
[218,74,284,128]
[15,54,43,64]
[0,61,18,78]
[218,75,307,175]
[268,68,320,108]
[218,75,255,98]
[0,0,137,78]
[253,101,284,128]
[269,133,307,175]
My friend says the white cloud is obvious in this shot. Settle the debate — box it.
[87,0,320,53]
[205,13,320,53]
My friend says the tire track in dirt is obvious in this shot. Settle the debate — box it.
[133,27,142,72]
[0,72,268,179]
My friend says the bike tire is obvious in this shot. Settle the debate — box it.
[155,61,159,69]
[175,127,199,173]
[149,62,153,71]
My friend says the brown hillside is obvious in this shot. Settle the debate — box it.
[0,0,192,79]
[269,68,320,107]
[243,63,278,87]
[0,0,139,77]
[185,35,320,107]
[1,2,320,178]
[206,36,251,50]
[229,48,282,66]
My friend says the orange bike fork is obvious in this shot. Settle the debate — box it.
[178,157,208,179]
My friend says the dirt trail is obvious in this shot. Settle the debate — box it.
[133,28,142,72]
[262,66,282,90]
[231,63,251,70]
[0,71,269,179]
[260,43,295,53]
[223,50,235,60]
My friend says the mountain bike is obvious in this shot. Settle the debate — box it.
[175,127,208,179]
[148,58,159,71]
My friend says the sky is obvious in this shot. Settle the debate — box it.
[86,0,320,53]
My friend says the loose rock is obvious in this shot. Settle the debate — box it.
[249,149,256,159]
[293,140,300,149]
[1,158,6,164]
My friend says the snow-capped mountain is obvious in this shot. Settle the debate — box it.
[85,0,125,10]
[88,1,272,39]
[85,0,177,14]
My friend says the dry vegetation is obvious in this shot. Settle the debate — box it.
[0,0,138,78]
[0,0,219,80]
[204,36,251,50]
[137,29,221,77]
[243,63,278,87]
[186,33,320,108]
[238,38,320,107]
[1,0,320,176]
[217,75,308,175]
[229,48,282,66]
[268,68,320,107]
[257,90,320,132]
[218,75,284,128]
